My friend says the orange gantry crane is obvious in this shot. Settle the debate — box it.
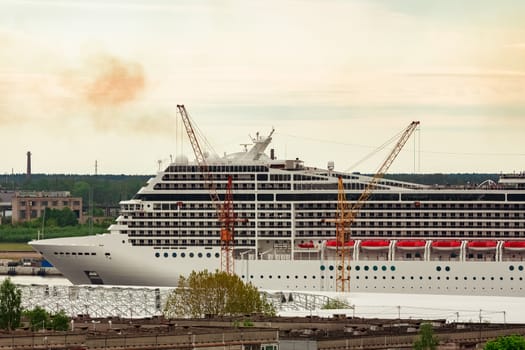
[331,121,420,292]
[176,104,245,274]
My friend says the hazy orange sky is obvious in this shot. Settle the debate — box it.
[1,0,524,174]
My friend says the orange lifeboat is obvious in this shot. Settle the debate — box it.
[503,241,525,251]
[431,240,462,251]
[361,240,390,250]
[396,240,426,250]
[297,241,316,249]
[467,240,497,251]
[325,239,355,250]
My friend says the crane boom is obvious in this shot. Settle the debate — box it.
[334,121,420,292]
[176,105,221,210]
[176,105,243,274]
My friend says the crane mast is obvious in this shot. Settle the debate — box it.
[335,121,420,292]
[176,105,240,274]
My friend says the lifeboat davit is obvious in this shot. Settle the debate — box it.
[431,240,462,251]
[396,240,426,250]
[325,239,355,250]
[503,241,525,251]
[360,240,390,250]
[467,240,497,251]
[297,241,316,249]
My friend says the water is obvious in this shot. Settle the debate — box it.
[2,276,522,323]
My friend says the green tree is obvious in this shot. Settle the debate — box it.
[50,310,70,331]
[24,306,49,331]
[484,335,525,350]
[0,278,22,330]
[321,297,350,310]
[164,270,275,318]
[413,323,439,350]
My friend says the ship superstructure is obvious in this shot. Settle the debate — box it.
[30,131,525,296]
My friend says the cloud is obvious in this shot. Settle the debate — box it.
[81,55,145,107]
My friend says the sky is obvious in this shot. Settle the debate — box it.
[1,0,524,175]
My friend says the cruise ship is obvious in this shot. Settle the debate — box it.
[30,129,525,296]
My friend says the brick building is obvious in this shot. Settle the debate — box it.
[11,191,83,223]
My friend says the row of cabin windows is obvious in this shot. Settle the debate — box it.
[166,165,267,173]
[294,230,524,237]
[162,173,255,181]
[53,252,96,256]
[130,239,255,246]
[297,220,524,228]
[125,230,256,237]
[155,183,257,190]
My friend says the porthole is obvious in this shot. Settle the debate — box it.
[215,253,220,258]
[198,253,203,258]
[250,275,253,279]
[401,276,405,280]
[390,266,396,271]
[295,275,298,279]
[181,253,186,258]
[373,265,378,271]
[381,265,387,271]
[509,265,515,271]
[347,266,351,271]
[320,265,326,271]
[329,265,334,271]
[206,253,211,258]
[337,265,342,271]
[364,266,369,271]
[373,276,377,279]
[520,266,524,271]
[155,252,160,258]
[445,266,450,272]
[436,266,442,272]
[260,275,264,279]
[304,275,307,279]
[172,252,177,258]
[464,277,467,280]
[163,252,168,258]
[286,275,290,279]
[356,265,361,271]
[189,252,194,258]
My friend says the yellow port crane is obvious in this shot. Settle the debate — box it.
[176,104,246,274]
[329,121,420,292]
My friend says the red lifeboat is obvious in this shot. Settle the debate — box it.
[467,240,497,251]
[325,239,355,250]
[431,240,462,251]
[396,240,426,250]
[297,241,316,249]
[360,240,390,250]
[503,241,525,251]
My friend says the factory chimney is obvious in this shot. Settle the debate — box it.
[26,151,32,179]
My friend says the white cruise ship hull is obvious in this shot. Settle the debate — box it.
[27,129,525,297]
[30,233,525,297]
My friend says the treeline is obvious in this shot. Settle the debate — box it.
[0,174,150,208]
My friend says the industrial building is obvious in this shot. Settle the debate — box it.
[11,191,83,223]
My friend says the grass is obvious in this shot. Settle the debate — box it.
[0,242,33,252]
